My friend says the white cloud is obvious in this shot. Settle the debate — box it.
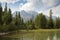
[20,2,35,11]
[42,0,57,7]
[0,0,20,4]
[19,0,60,16]
[20,0,43,12]
[52,5,60,16]
[19,0,59,11]
[40,5,60,17]
[19,3,24,8]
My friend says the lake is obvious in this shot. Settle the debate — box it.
[0,30,60,40]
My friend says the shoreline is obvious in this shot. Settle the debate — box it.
[0,29,60,36]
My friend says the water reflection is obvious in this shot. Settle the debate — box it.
[47,33,57,40]
[53,33,57,40]
[47,36,50,40]
[0,32,60,40]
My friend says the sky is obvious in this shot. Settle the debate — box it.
[0,0,60,16]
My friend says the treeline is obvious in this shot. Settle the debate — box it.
[0,3,25,32]
[0,3,60,32]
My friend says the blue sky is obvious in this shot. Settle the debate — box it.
[0,0,60,16]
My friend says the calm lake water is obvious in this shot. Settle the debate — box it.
[0,31,60,40]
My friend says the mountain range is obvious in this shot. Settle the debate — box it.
[13,10,56,21]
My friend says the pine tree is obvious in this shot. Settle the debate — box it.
[55,17,60,28]
[18,12,21,29]
[15,12,18,29]
[4,3,7,13]
[3,3,8,24]
[0,3,2,25]
[41,15,47,29]
[35,13,47,29]
[48,9,54,29]
[14,12,22,30]
[35,15,40,28]
[6,8,12,24]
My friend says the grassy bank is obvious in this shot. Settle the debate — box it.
[20,29,60,32]
[3,29,60,34]
[1,29,60,35]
